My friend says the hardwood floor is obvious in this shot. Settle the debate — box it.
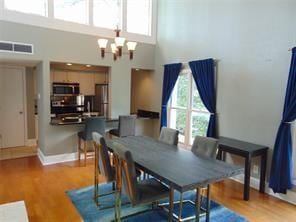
[0,156,295,222]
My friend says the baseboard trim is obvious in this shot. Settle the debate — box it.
[37,149,78,166]
[25,139,37,146]
[231,175,296,205]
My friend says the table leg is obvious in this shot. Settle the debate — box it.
[217,149,222,160]
[259,151,267,193]
[206,185,210,222]
[244,154,251,201]
[169,187,174,222]
[195,187,201,222]
[222,151,226,161]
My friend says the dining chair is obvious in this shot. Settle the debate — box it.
[112,142,170,221]
[92,132,141,208]
[159,127,179,146]
[159,135,219,221]
[78,117,105,166]
[191,135,219,159]
[92,132,116,207]
[109,115,136,137]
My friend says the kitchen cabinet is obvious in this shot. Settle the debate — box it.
[53,70,68,83]
[67,71,81,83]
[50,70,109,96]
[94,73,108,84]
[80,73,95,95]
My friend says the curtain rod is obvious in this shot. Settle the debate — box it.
[163,58,219,67]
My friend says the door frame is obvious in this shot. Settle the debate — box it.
[0,65,27,148]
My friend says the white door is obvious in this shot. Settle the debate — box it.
[0,66,25,148]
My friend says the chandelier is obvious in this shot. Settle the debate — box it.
[97,29,137,61]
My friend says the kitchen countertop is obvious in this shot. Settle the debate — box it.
[50,116,118,125]
[50,115,158,126]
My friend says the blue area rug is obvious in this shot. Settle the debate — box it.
[66,183,248,222]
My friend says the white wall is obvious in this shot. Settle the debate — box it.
[0,20,155,155]
[154,0,296,180]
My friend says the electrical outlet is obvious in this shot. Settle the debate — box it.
[253,165,259,174]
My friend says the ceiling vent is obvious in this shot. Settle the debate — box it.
[0,41,34,54]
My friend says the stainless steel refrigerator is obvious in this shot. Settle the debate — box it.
[94,84,109,117]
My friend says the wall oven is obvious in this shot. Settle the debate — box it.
[52,82,80,95]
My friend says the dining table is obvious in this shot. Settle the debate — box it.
[106,136,243,222]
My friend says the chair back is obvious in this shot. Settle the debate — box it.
[92,132,114,182]
[84,117,106,140]
[118,115,136,137]
[112,142,139,204]
[191,136,218,159]
[159,127,179,146]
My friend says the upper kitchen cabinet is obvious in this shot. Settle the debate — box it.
[52,70,68,83]
[94,73,109,84]
[67,71,81,83]
[79,73,95,95]
[50,62,110,96]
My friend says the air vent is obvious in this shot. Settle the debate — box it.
[0,42,13,52]
[0,41,34,54]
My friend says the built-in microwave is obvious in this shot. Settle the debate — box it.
[52,82,80,95]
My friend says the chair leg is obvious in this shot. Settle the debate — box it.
[84,140,87,166]
[178,192,184,221]
[78,137,81,162]
[94,144,99,206]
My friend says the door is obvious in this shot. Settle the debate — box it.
[0,66,25,148]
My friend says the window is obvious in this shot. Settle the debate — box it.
[1,0,155,42]
[4,0,48,16]
[127,0,152,35]
[168,71,210,147]
[93,0,122,29]
[54,0,89,24]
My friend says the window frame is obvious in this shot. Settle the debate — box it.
[0,0,157,44]
[167,69,210,147]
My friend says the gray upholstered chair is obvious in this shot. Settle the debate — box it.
[112,143,170,220]
[109,115,136,137]
[191,135,218,158]
[159,127,179,146]
[92,132,116,207]
[174,135,219,221]
[92,132,141,208]
[78,117,105,166]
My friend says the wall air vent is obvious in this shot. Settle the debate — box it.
[0,41,34,54]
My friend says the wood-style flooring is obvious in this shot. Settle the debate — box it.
[0,156,295,222]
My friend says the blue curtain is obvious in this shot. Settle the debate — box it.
[269,47,296,194]
[189,58,216,138]
[160,63,182,128]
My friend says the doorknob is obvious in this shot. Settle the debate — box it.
[19,111,23,114]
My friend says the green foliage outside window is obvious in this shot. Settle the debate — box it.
[172,74,209,139]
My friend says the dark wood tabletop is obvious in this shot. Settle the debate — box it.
[219,136,268,156]
[107,136,243,192]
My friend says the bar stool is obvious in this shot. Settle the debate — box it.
[78,117,105,166]
[109,115,136,137]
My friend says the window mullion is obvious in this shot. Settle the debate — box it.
[122,0,127,31]
[48,0,54,18]
[89,0,93,26]
[184,73,192,146]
